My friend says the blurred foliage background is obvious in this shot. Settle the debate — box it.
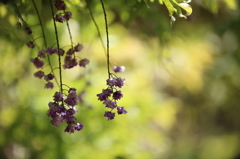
[0,0,240,159]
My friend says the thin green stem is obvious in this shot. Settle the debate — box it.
[49,0,63,94]
[86,2,106,55]
[65,13,73,48]
[11,2,28,27]
[31,0,60,87]
[99,0,111,79]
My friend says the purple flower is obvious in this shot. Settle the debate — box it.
[103,99,117,109]
[74,43,83,52]
[38,50,46,58]
[55,0,66,10]
[106,77,117,87]
[64,125,75,133]
[79,58,90,68]
[24,27,32,35]
[63,56,78,69]
[104,111,115,120]
[55,13,65,23]
[66,49,75,55]
[113,66,125,73]
[44,73,54,81]
[53,92,64,102]
[30,58,44,68]
[69,88,77,93]
[97,89,113,101]
[44,82,54,89]
[50,115,64,127]
[113,91,123,100]
[66,107,77,115]
[117,107,127,114]
[64,92,78,106]
[75,123,83,131]
[26,41,35,48]
[59,48,65,56]
[34,71,45,79]
[64,11,72,21]
[46,47,57,55]
[66,116,76,124]
[115,77,125,88]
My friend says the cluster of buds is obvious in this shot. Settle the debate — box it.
[97,66,127,120]
[21,0,89,133]
[30,43,89,89]
[55,0,72,23]
[47,88,83,133]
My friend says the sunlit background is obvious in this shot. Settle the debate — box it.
[0,0,240,159]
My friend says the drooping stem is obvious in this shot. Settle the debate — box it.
[31,0,59,87]
[99,0,111,79]
[11,2,28,27]
[65,12,73,48]
[86,2,107,55]
[49,0,63,94]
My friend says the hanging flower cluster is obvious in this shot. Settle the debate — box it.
[47,89,83,133]
[14,0,127,133]
[18,0,90,133]
[97,66,127,120]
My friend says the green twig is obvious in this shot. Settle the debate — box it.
[99,0,111,79]
[31,0,59,87]
[49,0,63,94]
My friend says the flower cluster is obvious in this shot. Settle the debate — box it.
[30,43,88,89]
[20,0,90,133]
[47,88,83,133]
[55,0,72,23]
[97,66,127,120]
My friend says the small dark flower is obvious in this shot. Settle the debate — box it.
[106,77,117,87]
[103,99,117,109]
[79,58,90,68]
[74,43,83,52]
[26,41,35,48]
[115,77,125,88]
[66,107,77,115]
[24,27,32,35]
[69,88,77,93]
[66,48,75,55]
[45,82,54,89]
[55,0,66,10]
[66,116,76,124]
[97,89,113,101]
[117,106,127,114]
[50,115,64,127]
[46,47,57,55]
[63,56,78,69]
[64,92,78,106]
[64,11,72,21]
[59,48,65,56]
[64,125,75,133]
[113,91,123,100]
[38,50,46,58]
[75,123,83,131]
[104,111,115,120]
[55,13,65,23]
[44,73,54,81]
[34,71,45,79]
[30,58,44,68]
[53,92,64,102]
[113,66,125,73]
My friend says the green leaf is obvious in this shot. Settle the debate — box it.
[223,0,237,10]
[162,0,177,17]
[158,0,163,4]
